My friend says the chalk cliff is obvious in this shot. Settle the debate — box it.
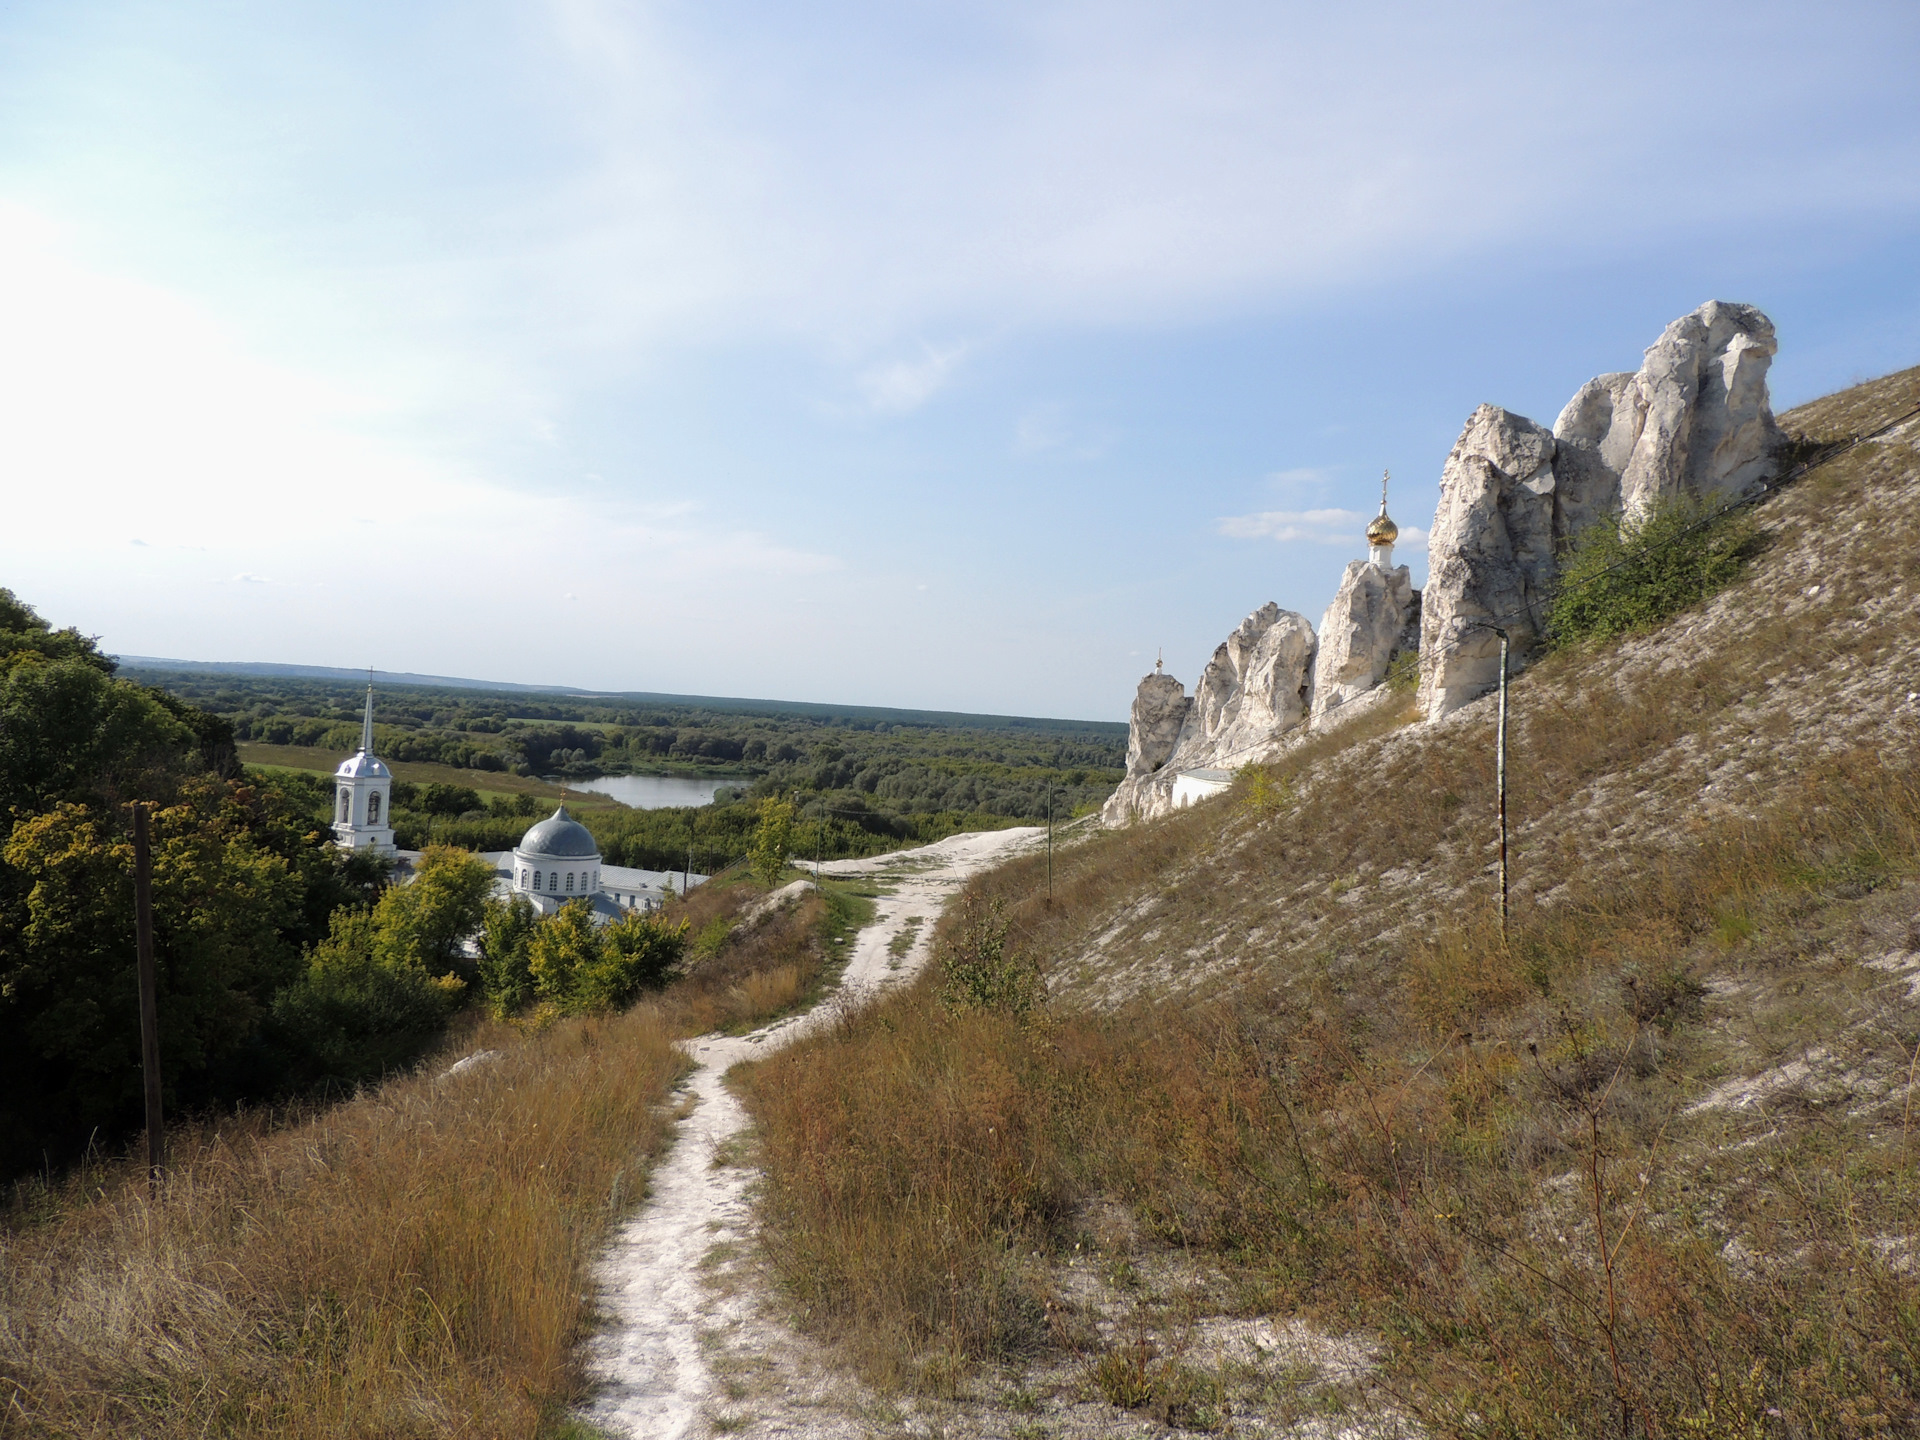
[1103,604,1316,824]
[1418,302,1783,720]
[1108,302,1785,820]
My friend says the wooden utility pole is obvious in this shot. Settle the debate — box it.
[130,803,165,1189]
[1494,629,1510,943]
[1046,787,1054,904]
[1466,624,1511,944]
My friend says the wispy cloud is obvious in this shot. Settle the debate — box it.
[1265,466,1337,492]
[1217,507,1367,544]
[1013,403,1110,460]
[856,342,969,414]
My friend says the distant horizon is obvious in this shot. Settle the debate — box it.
[115,654,1131,730]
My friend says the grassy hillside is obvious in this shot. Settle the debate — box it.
[0,859,862,1436]
[739,366,1920,1436]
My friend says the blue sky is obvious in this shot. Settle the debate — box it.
[1,1,1915,718]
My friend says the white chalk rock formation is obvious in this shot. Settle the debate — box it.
[1186,603,1318,761]
[1122,669,1191,780]
[1311,559,1416,723]
[1104,604,1316,824]
[1555,301,1783,521]
[1417,405,1560,720]
[1419,301,1784,721]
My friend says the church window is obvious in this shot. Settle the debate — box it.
[548,872,557,891]
[532,871,542,890]
[338,789,350,822]
[566,873,575,892]
[367,793,382,824]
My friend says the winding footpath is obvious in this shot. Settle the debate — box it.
[581,827,1044,1440]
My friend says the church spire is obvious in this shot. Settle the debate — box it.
[361,673,375,754]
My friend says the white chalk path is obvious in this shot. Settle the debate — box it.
[582,827,1045,1440]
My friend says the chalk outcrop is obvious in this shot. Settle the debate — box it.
[1122,670,1191,781]
[1109,301,1786,818]
[1104,604,1316,824]
[1311,559,1417,723]
[1416,405,1561,720]
[1418,301,1784,720]
[1555,302,1783,522]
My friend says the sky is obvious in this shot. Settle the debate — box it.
[1,1,1916,719]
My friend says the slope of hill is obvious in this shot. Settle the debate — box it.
[737,366,1920,1438]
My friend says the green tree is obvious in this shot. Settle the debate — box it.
[268,909,466,1089]
[749,795,797,888]
[527,900,602,1010]
[0,784,304,1159]
[573,909,689,1012]
[478,894,539,1018]
[371,844,495,979]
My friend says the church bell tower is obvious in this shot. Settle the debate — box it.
[332,679,397,855]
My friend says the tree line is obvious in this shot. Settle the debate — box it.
[0,591,688,1180]
[138,668,1126,861]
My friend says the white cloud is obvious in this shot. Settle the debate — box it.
[856,342,969,414]
[1266,467,1337,491]
[1217,508,1368,544]
[0,205,841,673]
[1013,403,1111,460]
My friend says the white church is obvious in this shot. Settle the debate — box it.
[332,682,704,917]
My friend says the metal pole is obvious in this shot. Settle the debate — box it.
[1046,787,1053,903]
[1496,631,1509,945]
[130,804,164,1190]
[685,810,694,895]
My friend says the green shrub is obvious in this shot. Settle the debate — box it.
[525,900,689,1015]
[1549,494,1761,647]
[268,909,465,1088]
[478,894,539,1017]
[574,909,689,1012]
[937,899,1044,1017]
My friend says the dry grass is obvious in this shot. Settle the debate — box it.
[649,871,869,1036]
[739,367,1920,1435]
[0,1006,686,1437]
[0,872,850,1435]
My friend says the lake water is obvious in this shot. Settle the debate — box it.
[565,775,727,809]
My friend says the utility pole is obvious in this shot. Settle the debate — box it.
[1046,786,1054,903]
[1468,623,1512,944]
[130,803,164,1191]
[685,810,695,895]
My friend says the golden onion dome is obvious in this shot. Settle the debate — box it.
[1367,468,1397,547]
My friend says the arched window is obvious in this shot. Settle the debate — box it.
[367,792,382,824]
[565,872,575,892]
[532,871,542,891]
[548,872,558,891]
[338,789,351,822]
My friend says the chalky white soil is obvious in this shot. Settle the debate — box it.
[580,828,1044,1440]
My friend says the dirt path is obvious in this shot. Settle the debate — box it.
[581,827,1044,1440]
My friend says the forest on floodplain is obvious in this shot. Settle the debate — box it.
[128,667,1127,870]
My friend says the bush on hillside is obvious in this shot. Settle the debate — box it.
[267,909,466,1089]
[478,894,539,1018]
[937,899,1044,1017]
[1549,494,1761,647]
[519,900,689,1016]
